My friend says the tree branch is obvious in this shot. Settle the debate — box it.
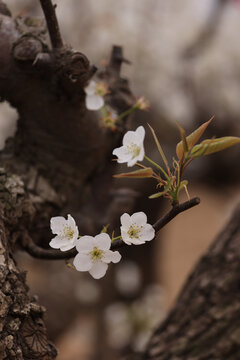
[143,202,240,359]
[39,0,63,49]
[22,197,200,259]
[153,196,200,233]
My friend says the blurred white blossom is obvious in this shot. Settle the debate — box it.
[112,126,145,167]
[50,214,79,251]
[75,278,101,304]
[115,261,142,296]
[84,80,107,110]
[73,233,121,279]
[105,284,165,351]
[120,212,155,245]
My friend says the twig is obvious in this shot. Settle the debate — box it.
[153,197,200,233]
[39,0,63,49]
[22,197,200,259]
[23,235,77,259]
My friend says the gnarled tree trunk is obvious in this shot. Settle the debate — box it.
[143,204,240,359]
[0,1,134,358]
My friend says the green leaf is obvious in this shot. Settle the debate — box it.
[149,191,166,199]
[176,117,213,159]
[114,167,154,178]
[190,137,240,158]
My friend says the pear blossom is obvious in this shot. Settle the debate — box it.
[101,111,118,130]
[84,80,108,110]
[135,96,150,111]
[120,212,155,245]
[49,214,79,251]
[73,233,121,279]
[112,126,145,167]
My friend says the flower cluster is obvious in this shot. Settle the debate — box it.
[50,211,155,279]
[112,119,240,205]
[84,79,149,131]
[73,234,121,279]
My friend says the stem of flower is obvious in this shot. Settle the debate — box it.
[111,235,122,242]
[144,155,170,181]
[100,105,109,118]
[118,106,136,121]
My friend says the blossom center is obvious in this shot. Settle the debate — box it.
[127,143,141,158]
[90,246,103,261]
[63,226,75,240]
[127,224,142,239]
[95,83,108,97]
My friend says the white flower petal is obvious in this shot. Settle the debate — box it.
[141,224,155,241]
[102,250,121,264]
[112,146,132,163]
[67,214,76,228]
[49,235,66,249]
[135,126,145,142]
[89,261,108,279]
[122,131,138,146]
[131,212,147,226]
[86,94,104,110]
[128,238,146,245]
[93,233,111,250]
[84,80,96,95]
[66,214,79,238]
[60,242,76,251]
[76,236,94,253]
[138,146,145,162]
[127,157,139,167]
[120,213,132,228]
[73,253,92,271]
[110,251,121,263]
[50,216,66,234]
[120,230,132,245]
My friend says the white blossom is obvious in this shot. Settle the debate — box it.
[112,126,145,167]
[49,214,79,251]
[84,80,107,110]
[73,233,121,279]
[120,212,155,245]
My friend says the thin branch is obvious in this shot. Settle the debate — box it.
[39,0,63,49]
[22,197,200,259]
[153,197,200,233]
[22,235,77,260]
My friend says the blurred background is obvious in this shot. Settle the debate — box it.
[3,0,240,359]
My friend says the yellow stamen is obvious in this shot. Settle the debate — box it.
[127,225,142,239]
[90,247,103,261]
[63,226,75,240]
[127,144,141,158]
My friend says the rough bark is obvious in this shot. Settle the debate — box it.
[143,203,240,359]
[0,169,57,359]
[0,2,135,358]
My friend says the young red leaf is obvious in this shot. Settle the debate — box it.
[176,116,213,159]
[114,167,154,178]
